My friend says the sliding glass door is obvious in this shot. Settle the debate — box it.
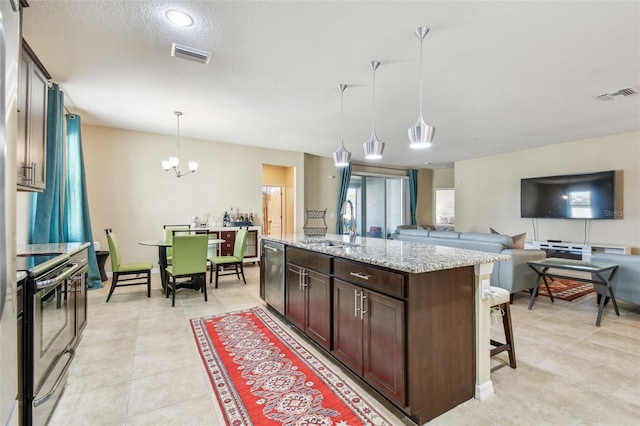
[343,174,409,239]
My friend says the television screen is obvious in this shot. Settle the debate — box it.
[521,171,617,219]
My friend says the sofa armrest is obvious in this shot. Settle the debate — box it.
[498,249,547,294]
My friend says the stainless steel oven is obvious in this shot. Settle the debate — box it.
[19,253,82,425]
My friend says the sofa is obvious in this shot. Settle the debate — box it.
[590,253,640,306]
[393,226,546,296]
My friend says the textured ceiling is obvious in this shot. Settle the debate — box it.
[21,0,640,168]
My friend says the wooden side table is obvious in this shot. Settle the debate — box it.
[96,250,110,281]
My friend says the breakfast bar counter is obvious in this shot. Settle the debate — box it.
[260,234,509,425]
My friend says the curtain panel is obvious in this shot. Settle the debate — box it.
[408,169,418,226]
[65,114,101,289]
[335,164,352,234]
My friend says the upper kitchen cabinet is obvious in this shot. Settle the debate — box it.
[17,41,50,191]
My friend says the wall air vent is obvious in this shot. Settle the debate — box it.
[594,87,638,101]
[171,43,211,65]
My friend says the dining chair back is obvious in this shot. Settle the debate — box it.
[105,228,153,302]
[209,228,249,288]
[165,234,209,306]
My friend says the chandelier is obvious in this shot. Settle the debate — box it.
[162,111,198,178]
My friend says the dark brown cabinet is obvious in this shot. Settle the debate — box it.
[17,41,49,191]
[333,279,405,407]
[219,230,236,256]
[285,247,332,351]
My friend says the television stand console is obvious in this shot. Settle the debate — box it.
[525,240,630,261]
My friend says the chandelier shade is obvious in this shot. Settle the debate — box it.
[408,26,435,149]
[162,111,198,178]
[333,84,351,167]
[363,60,385,160]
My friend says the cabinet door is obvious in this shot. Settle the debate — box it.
[29,64,48,190]
[332,279,362,373]
[71,268,88,345]
[362,289,405,406]
[245,230,258,259]
[285,264,305,331]
[305,269,331,351]
[17,54,29,185]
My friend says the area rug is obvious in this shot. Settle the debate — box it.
[190,307,393,425]
[537,278,594,301]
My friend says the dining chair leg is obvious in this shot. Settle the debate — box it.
[240,263,246,285]
[146,271,151,297]
[234,264,241,280]
[215,265,220,289]
[202,273,208,302]
[106,272,119,302]
[171,277,176,307]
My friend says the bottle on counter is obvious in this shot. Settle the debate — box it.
[223,211,230,227]
[249,213,253,225]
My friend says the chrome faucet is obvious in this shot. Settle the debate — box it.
[343,200,357,245]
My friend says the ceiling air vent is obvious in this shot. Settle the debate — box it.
[594,87,638,102]
[171,43,211,65]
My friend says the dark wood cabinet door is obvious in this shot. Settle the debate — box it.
[304,269,331,351]
[332,279,362,373]
[363,289,405,406]
[29,63,48,190]
[220,230,236,256]
[285,264,305,331]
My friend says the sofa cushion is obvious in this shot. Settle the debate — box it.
[460,232,513,250]
[395,228,431,237]
[428,231,460,239]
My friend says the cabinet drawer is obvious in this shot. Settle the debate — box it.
[287,247,332,274]
[335,258,404,299]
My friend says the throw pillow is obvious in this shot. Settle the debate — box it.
[489,227,526,249]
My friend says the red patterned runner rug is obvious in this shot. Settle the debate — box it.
[190,307,393,426]
[537,278,594,301]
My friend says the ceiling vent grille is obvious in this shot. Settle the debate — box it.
[171,43,211,65]
[594,87,638,101]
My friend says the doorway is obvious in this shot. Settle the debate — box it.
[262,186,283,238]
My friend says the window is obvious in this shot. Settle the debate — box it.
[342,174,409,239]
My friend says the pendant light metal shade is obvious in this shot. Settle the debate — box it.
[408,26,435,149]
[333,84,351,167]
[363,60,385,160]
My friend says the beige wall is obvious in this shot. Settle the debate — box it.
[303,154,340,233]
[82,124,305,267]
[455,130,640,251]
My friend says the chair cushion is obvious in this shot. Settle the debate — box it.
[117,262,152,273]
[210,255,242,265]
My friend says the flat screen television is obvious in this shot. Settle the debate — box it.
[521,171,617,219]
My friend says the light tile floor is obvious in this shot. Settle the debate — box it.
[49,265,640,425]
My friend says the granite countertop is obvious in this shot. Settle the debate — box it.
[17,271,27,282]
[262,234,510,274]
[17,242,91,257]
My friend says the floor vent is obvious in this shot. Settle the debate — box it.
[595,87,638,101]
[171,43,212,65]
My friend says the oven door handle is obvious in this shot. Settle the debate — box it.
[33,347,75,408]
[35,263,81,290]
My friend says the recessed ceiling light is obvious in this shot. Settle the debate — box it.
[166,9,194,27]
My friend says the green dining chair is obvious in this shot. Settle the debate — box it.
[165,234,209,307]
[105,228,153,302]
[209,228,248,288]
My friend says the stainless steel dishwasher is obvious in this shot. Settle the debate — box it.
[262,240,285,314]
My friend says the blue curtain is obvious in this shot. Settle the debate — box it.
[31,84,65,243]
[335,163,352,234]
[65,114,101,289]
[408,169,418,225]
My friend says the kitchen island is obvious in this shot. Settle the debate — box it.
[260,234,509,425]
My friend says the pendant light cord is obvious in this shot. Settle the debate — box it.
[372,66,377,128]
[340,87,344,144]
[175,111,181,158]
[419,35,424,115]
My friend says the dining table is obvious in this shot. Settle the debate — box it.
[139,237,225,291]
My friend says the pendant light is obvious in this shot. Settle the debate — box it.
[333,84,351,167]
[408,26,435,149]
[363,60,385,160]
[161,111,198,178]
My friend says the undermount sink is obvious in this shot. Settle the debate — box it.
[302,240,360,249]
